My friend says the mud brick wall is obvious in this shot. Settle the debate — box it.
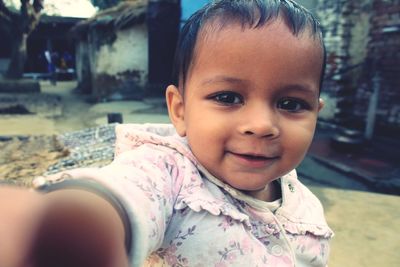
[317,1,372,84]
[316,0,400,133]
[360,0,400,131]
[316,0,372,124]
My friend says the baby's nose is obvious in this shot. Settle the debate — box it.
[239,107,280,138]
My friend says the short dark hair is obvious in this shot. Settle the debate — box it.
[172,0,326,91]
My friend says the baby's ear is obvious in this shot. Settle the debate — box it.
[166,85,186,136]
[318,98,325,112]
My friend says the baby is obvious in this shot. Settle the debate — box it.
[0,0,333,266]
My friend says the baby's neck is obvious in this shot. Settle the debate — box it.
[244,180,282,202]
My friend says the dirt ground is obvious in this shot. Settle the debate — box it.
[0,135,68,186]
[0,80,169,185]
[0,82,74,184]
[0,81,98,136]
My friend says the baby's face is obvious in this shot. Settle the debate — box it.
[167,19,324,201]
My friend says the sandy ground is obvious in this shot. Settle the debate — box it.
[0,81,170,136]
[0,135,68,186]
[311,187,399,267]
[0,81,399,267]
[0,81,170,184]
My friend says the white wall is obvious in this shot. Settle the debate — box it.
[95,24,148,86]
[319,92,337,120]
[349,8,372,66]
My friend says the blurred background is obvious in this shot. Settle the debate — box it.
[0,0,399,266]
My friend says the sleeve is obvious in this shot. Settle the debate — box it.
[34,147,181,267]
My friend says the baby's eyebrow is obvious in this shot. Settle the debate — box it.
[280,84,319,99]
[201,75,249,86]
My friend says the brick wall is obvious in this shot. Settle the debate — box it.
[316,0,400,135]
[317,1,372,83]
[363,0,400,134]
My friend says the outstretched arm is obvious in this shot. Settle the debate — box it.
[0,186,129,267]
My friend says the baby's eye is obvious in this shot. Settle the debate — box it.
[211,92,243,105]
[277,98,310,112]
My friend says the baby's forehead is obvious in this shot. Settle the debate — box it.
[182,19,324,93]
[192,18,322,64]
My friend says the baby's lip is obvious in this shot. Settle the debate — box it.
[228,151,280,159]
[227,151,280,168]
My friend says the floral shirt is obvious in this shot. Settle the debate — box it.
[41,124,333,267]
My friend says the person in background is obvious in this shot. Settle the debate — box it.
[44,50,57,85]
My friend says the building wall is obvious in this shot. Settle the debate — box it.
[315,0,400,134]
[75,41,92,94]
[95,25,148,79]
[317,0,373,84]
[147,0,181,95]
[362,0,400,132]
[90,24,148,99]
[315,0,373,122]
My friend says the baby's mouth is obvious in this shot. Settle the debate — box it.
[230,151,278,159]
[229,151,280,167]
[239,154,270,161]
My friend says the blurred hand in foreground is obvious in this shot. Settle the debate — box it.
[0,186,129,267]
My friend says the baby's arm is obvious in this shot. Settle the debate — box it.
[0,186,129,267]
[22,148,180,266]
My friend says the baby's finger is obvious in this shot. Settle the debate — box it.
[0,186,46,267]
[29,190,129,267]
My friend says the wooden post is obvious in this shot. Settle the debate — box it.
[107,113,123,124]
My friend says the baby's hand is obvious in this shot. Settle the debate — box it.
[0,186,44,267]
[0,186,130,267]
